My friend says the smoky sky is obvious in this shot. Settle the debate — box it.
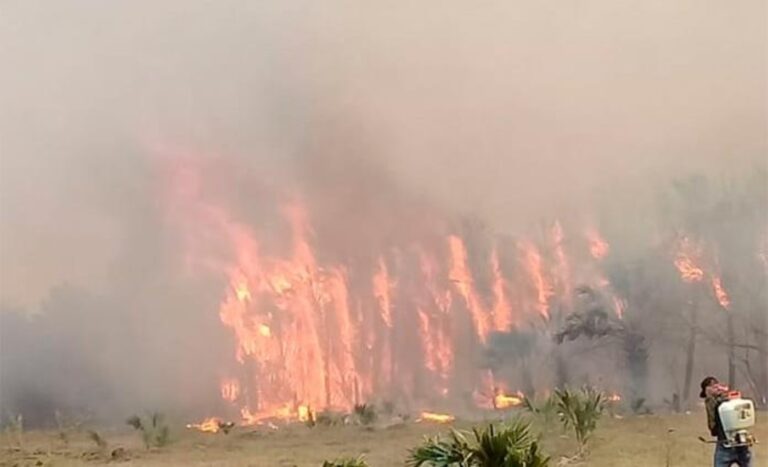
[1,0,766,309]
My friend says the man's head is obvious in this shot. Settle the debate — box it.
[699,376,720,398]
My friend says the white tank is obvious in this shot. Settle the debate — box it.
[717,396,755,447]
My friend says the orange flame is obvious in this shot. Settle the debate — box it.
[519,241,552,319]
[551,221,572,305]
[297,405,312,422]
[418,249,454,385]
[674,238,704,283]
[448,235,489,342]
[612,296,626,320]
[372,256,393,328]
[186,417,222,433]
[495,391,525,409]
[711,275,731,310]
[220,380,240,402]
[490,246,513,331]
[586,228,609,260]
[606,393,622,402]
[418,411,455,423]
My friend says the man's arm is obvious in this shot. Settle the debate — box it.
[705,398,718,436]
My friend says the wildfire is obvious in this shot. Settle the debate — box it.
[418,411,455,423]
[674,238,704,283]
[297,405,312,423]
[372,256,393,328]
[220,380,240,402]
[711,275,731,310]
[448,235,489,342]
[494,391,525,409]
[612,296,626,320]
[519,241,552,319]
[606,393,622,403]
[490,246,513,332]
[162,158,606,425]
[586,228,609,260]
[186,417,223,433]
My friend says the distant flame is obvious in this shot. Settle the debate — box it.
[711,275,731,310]
[418,411,455,423]
[674,238,704,283]
[490,246,513,331]
[519,241,552,319]
[612,296,626,319]
[606,393,622,402]
[220,380,240,402]
[586,228,609,260]
[448,235,489,342]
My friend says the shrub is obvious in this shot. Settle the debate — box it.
[316,410,347,427]
[353,404,377,425]
[522,394,558,427]
[553,387,605,453]
[408,418,550,466]
[322,455,369,467]
[87,430,108,450]
[126,412,171,449]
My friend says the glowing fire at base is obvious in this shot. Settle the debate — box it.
[494,391,524,409]
[418,412,456,423]
[186,417,223,433]
[606,393,622,403]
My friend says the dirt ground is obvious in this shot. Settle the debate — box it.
[1,411,765,466]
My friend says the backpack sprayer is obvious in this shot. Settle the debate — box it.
[717,390,756,448]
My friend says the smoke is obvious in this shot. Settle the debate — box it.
[1,1,766,425]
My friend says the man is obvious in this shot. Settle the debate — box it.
[701,376,752,467]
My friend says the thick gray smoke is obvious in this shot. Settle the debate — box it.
[0,1,766,426]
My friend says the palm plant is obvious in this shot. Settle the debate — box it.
[522,394,558,427]
[408,418,550,466]
[322,455,369,467]
[553,387,605,453]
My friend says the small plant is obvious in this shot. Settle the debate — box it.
[316,410,347,426]
[87,430,108,450]
[55,410,70,446]
[353,404,377,425]
[408,418,550,466]
[5,413,24,448]
[322,455,369,467]
[126,412,171,449]
[553,387,605,454]
[522,394,559,427]
[630,397,651,415]
[381,400,395,416]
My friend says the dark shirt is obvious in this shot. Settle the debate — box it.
[705,394,727,441]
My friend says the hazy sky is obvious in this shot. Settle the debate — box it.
[1,0,766,309]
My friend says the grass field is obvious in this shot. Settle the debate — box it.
[1,410,765,466]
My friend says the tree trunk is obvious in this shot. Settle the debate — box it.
[682,297,699,407]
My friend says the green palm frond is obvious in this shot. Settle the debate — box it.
[408,418,549,466]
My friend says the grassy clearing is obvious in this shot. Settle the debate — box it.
[0,411,764,466]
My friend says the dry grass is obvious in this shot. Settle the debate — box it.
[1,411,765,466]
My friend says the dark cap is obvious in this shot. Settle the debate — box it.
[700,376,718,398]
